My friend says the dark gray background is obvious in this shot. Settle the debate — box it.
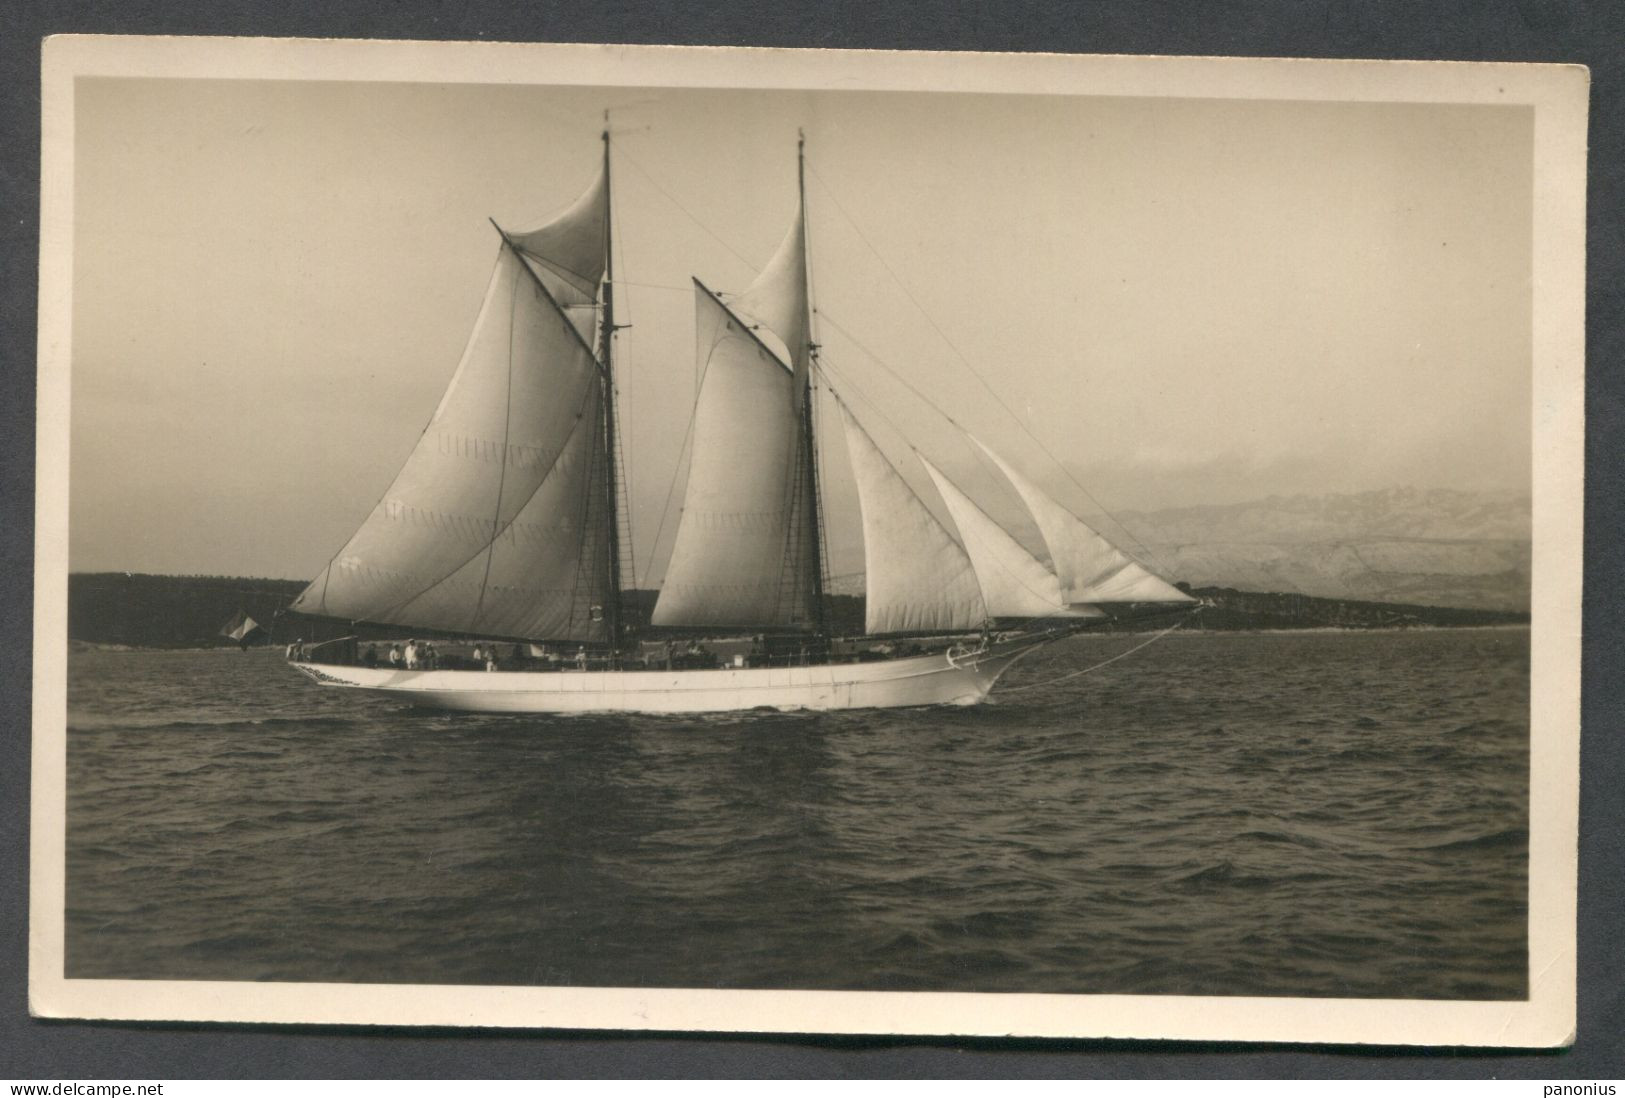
[3,0,1620,1079]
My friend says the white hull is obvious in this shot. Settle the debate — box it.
[291,637,1050,714]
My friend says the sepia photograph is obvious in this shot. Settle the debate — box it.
[29,37,1585,1044]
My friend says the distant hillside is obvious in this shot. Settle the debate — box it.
[69,574,307,649]
[1177,586,1525,632]
[1104,487,1530,612]
[67,573,1524,650]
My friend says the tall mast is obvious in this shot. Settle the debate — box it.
[798,130,831,640]
[599,119,626,652]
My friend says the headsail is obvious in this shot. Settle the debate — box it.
[837,405,985,634]
[291,171,615,643]
[651,282,821,629]
[920,457,1104,621]
[970,438,1194,604]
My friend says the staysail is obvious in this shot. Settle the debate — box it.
[971,438,1194,604]
[290,171,615,642]
[650,280,820,629]
[919,457,1104,621]
[837,405,986,634]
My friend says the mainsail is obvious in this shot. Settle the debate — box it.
[650,280,820,629]
[920,457,1105,621]
[837,405,986,634]
[970,438,1194,604]
[651,178,824,632]
[290,170,616,642]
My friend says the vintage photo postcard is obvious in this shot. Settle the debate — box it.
[30,36,1586,1044]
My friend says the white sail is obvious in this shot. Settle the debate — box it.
[368,382,612,641]
[506,167,607,306]
[651,283,816,629]
[920,457,1104,621]
[291,241,612,641]
[971,438,1195,604]
[838,406,986,634]
[731,203,810,388]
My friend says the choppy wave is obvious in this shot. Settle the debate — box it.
[64,629,1529,999]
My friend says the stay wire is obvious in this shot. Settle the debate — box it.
[614,143,761,277]
[994,609,1199,694]
[608,150,638,597]
[803,162,1171,575]
[816,356,1090,627]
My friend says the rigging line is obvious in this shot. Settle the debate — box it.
[818,310,1172,582]
[301,248,515,618]
[814,326,939,447]
[609,150,638,595]
[814,357,923,476]
[637,317,716,591]
[371,369,602,627]
[570,382,606,639]
[612,144,761,276]
[610,278,696,293]
[819,356,1090,623]
[803,163,1170,574]
[995,610,1198,694]
[470,260,524,633]
[637,409,699,590]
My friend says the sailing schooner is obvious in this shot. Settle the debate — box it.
[284,127,1194,713]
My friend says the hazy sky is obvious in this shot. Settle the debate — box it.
[69,78,1533,580]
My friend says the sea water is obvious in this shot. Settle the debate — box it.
[63,628,1528,999]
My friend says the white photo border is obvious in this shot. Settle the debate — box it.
[30,35,1588,1045]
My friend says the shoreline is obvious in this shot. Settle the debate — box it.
[68,622,1532,654]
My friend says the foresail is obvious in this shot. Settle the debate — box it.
[838,406,985,634]
[920,457,1104,621]
[291,244,613,642]
[971,439,1195,604]
[650,283,817,629]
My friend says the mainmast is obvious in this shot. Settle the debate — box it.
[798,130,831,640]
[599,120,627,652]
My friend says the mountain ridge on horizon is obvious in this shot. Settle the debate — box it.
[70,486,1533,613]
[1091,485,1530,612]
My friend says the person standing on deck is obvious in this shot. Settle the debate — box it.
[404,639,419,670]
